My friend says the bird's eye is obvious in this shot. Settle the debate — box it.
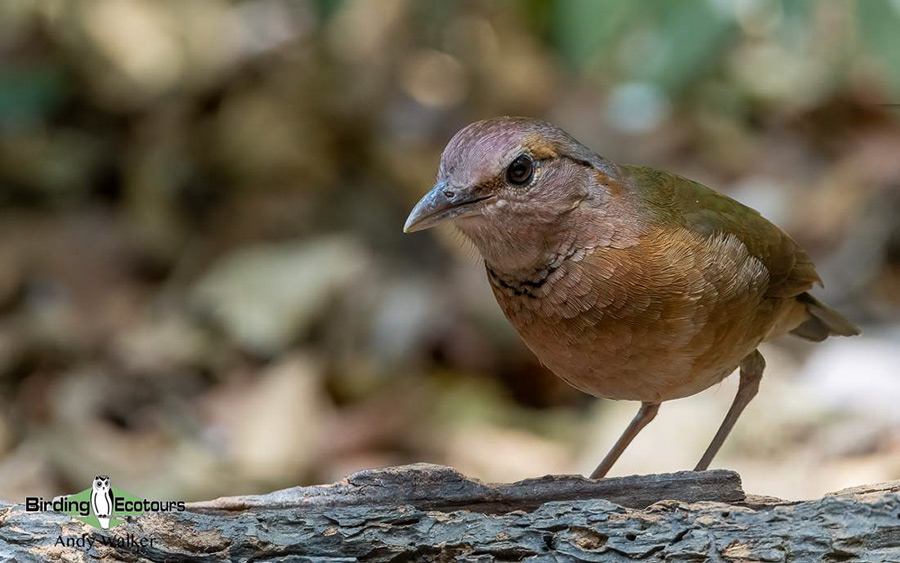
[506,155,534,186]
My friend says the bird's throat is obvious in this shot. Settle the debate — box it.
[459,219,579,287]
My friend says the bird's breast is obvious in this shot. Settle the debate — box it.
[487,231,778,402]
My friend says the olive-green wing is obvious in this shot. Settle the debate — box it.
[623,165,821,299]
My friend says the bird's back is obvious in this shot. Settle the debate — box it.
[624,165,821,299]
[623,165,858,340]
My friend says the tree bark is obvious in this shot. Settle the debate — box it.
[1,463,898,562]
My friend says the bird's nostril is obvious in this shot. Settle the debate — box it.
[443,190,455,198]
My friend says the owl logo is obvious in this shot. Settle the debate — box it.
[90,475,113,529]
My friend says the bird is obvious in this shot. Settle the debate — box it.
[403,116,860,479]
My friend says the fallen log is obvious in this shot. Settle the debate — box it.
[1,463,898,561]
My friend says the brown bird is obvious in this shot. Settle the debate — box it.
[404,116,860,478]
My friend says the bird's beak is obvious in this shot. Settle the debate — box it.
[403,181,491,233]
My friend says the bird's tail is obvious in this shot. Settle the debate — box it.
[790,292,860,342]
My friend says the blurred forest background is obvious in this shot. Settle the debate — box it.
[1,0,899,503]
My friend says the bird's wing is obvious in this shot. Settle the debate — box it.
[622,165,821,299]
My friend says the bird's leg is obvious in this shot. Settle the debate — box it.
[694,349,766,471]
[590,401,660,479]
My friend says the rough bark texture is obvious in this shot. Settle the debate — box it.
[1,463,898,562]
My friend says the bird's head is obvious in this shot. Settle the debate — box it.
[404,117,610,272]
